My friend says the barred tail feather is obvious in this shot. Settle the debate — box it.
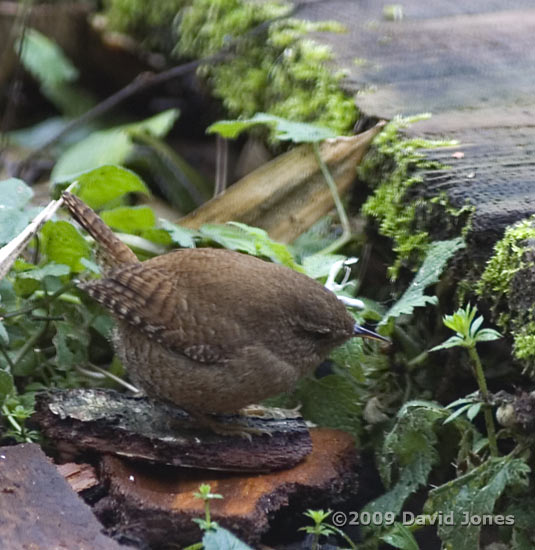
[62,192,139,268]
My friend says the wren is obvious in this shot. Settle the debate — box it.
[62,192,386,435]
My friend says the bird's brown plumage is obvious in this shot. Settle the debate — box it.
[62,192,360,414]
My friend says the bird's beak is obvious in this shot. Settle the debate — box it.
[353,323,390,343]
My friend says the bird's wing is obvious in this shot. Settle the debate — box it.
[79,260,232,364]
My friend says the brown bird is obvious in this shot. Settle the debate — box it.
[62,192,386,435]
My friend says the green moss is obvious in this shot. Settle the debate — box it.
[477,216,535,369]
[359,115,459,280]
[103,0,186,50]
[104,0,358,134]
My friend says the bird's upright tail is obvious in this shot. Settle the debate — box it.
[62,191,139,268]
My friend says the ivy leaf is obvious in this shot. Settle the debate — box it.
[101,206,156,234]
[207,112,337,143]
[383,237,465,322]
[40,221,90,272]
[426,457,530,550]
[381,523,420,550]
[202,526,253,550]
[0,178,34,208]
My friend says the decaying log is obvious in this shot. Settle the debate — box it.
[33,389,312,472]
[180,123,385,243]
[58,461,100,494]
[95,428,358,548]
[0,443,133,550]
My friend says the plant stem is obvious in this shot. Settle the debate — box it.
[312,142,352,255]
[467,345,498,457]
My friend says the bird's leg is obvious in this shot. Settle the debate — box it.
[239,404,302,420]
[187,409,273,440]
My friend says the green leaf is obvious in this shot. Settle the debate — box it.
[0,207,31,246]
[68,165,149,209]
[429,335,464,352]
[426,457,530,550]
[17,28,77,89]
[202,526,253,550]
[16,29,92,116]
[101,206,156,234]
[125,109,180,137]
[0,370,15,404]
[383,238,465,322]
[207,112,337,143]
[381,523,420,550]
[301,254,346,280]
[466,403,482,421]
[0,321,8,346]
[160,219,197,248]
[199,222,302,270]
[474,328,502,342]
[364,402,446,517]
[0,178,34,208]
[443,404,472,425]
[52,110,178,181]
[17,263,71,281]
[41,220,91,272]
[53,320,89,368]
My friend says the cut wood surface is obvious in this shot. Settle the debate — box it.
[96,428,358,548]
[301,1,535,117]
[33,389,312,472]
[0,443,132,550]
[180,123,384,242]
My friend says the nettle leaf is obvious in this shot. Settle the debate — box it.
[53,320,89,368]
[207,112,337,143]
[381,523,419,550]
[383,237,465,322]
[364,401,446,517]
[426,457,530,550]
[293,369,366,442]
[41,220,90,272]
[200,222,302,270]
[52,109,179,181]
[203,526,253,550]
[160,219,198,248]
[0,370,14,404]
[101,206,156,234]
[301,253,346,280]
[0,178,34,208]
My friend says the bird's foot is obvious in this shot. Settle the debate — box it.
[240,404,302,420]
[190,410,272,441]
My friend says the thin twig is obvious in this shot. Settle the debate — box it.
[311,142,352,255]
[15,2,300,174]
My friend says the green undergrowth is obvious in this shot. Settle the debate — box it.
[478,216,535,374]
[103,0,358,134]
[359,115,470,280]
